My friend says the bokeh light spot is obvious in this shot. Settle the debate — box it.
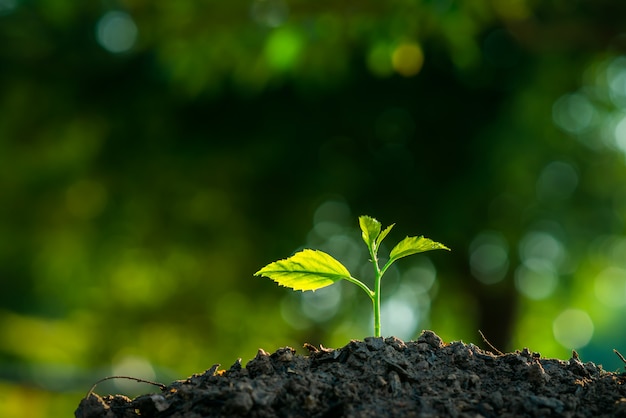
[307,199,365,278]
[469,231,509,284]
[0,0,17,15]
[96,11,138,54]
[380,284,421,340]
[322,235,363,272]
[608,237,626,269]
[552,93,595,135]
[380,299,417,339]
[391,43,424,77]
[312,200,351,237]
[536,161,578,202]
[519,230,566,266]
[301,284,342,322]
[264,27,303,71]
[111,354,156,393]
[613,115,626,155]
[402,257,437,292]
[250,0,288,27]
[367,43,394,77]
[109,255,173,308]
[514,259,558,299]
[594,267,626,307]
[280,293,311,330]
[552,309,594,349]
[606,56,626,108]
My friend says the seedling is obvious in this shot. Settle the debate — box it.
[255,215,450,337]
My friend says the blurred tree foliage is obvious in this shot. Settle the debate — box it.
[2,0,626,416]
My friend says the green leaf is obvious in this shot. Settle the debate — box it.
[375,223,395,248]
[359,215,381,248]
[388,236,450,264]
[254,249,351,291]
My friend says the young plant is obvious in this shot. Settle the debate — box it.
[255,215,450,337]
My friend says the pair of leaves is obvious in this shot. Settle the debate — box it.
[359,215,393,256]
[255,216,450,292]
[359,215,449,265]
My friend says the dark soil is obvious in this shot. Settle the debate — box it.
[75,330,626,417]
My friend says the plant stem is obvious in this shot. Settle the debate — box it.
[343,276,374,300]
[373,269,381,337]
[343,275,378,335]
[367,245,383,338]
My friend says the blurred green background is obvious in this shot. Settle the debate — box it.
[3,0,626,416]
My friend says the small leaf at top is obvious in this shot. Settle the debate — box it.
[254,249,351,291]
[375,223,395,248]
[389,236,450,264]
[359,215,381,248]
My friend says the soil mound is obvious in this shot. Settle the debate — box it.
[75,330,626,417]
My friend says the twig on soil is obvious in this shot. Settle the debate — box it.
[614,349,626,367]
[84,375,167,399]
[303,342,319,353]
[479,330,504,356]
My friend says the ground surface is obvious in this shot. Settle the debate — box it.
[75,330,626,417]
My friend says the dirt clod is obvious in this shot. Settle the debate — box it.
[75,330,626,417]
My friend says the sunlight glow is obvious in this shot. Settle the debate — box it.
[594,267,626,307]
[552,93,595,135]
[111,354,156,392]
[307,199,364,272]
[380,299,417,339]
[250,0,288,27]
[402,257,437,292]
[264,27,303,71]
[613,115,626,155]
[391,43,424,77]
[311,200,351,239]
[519,230,566,267]
[515,227,568,299]
[379,282,428,339]
[514,259,558,300]
[469,231,509,284]
[552,309,594,349]
[96,11,138,53]
[301,285,343,322]
[0,0,17,15]
[607,56,626,108]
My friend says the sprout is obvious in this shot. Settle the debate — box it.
[255,215,450,337]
